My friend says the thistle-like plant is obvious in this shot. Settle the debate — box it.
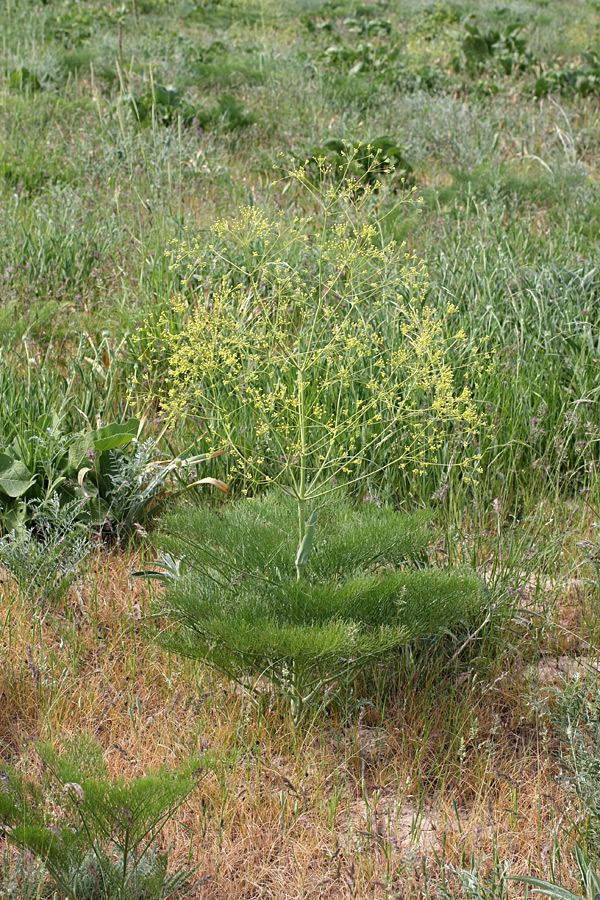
[150,163,483,578]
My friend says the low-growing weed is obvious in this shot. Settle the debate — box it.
[131,83,191,128]
[454,19,536,76]
[0,494,91,608]
[300,135,411,188]
[5,67,41,93]
[321,39,400,78]
[131,83,254,133]
[0,737,202,900]
[535,51,600,98]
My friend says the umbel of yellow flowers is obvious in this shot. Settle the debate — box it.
[153,167,484,577]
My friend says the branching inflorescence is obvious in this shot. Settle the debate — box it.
[153,159,484,575]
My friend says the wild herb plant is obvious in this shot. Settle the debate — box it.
[0,738,201,900]
[321,39,401,78]
[0,494,91,608]
[0,847,50,900]
[454,19,535,77]
[149,492,487,721]
[130,83,254,133]
[535,51,600,98]
[151,163,484,577]
[301,136,412,190]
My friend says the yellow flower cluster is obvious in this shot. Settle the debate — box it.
[150,172,485,507]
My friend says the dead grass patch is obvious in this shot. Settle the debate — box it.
[0,546,590,897]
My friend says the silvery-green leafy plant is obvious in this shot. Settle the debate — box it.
[0,494,91,607]
[0,847,49,900]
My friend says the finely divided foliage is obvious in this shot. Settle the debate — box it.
[0,738,201,900]
[144,166,489,719]
[154,493,486,721]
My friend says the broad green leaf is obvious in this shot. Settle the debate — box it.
[7,67,41,91]
[97,448,123,493]
[152,83,180,106]
[0,453,36,498]
[1,501,27,538]
[91,419,140,452]
[68,434,94,474]
[83,497,111,526]
[9,434,34,470]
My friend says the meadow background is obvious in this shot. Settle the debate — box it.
[1,0,600,896]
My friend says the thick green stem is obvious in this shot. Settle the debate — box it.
[297,497,306,563]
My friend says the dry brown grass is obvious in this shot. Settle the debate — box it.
[0,541,596,899]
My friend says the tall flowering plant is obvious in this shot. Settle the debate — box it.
[154,166,481,578]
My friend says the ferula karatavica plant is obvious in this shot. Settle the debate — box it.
[153,162,483,577]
